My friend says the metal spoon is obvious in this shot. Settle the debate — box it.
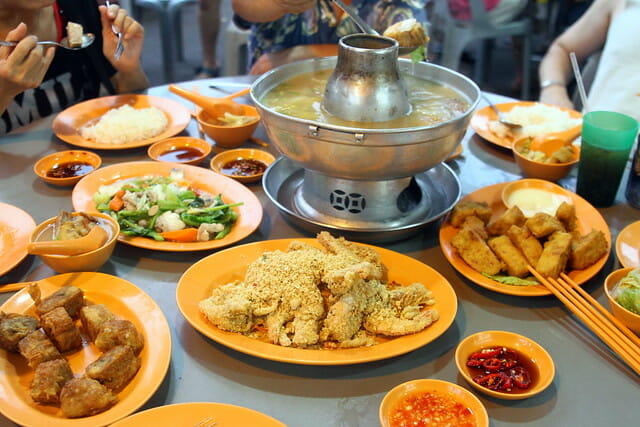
[329,0,421,56]
[0,33,95,50]
[482,94,522,129]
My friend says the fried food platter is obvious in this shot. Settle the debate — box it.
[0,272,171,427]
[439,182,611,296]
[0,202,36,277]
[176,238,458,365]
[52,94,191,150]
[71,161,263,251]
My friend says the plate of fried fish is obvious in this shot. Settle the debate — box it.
[439,182,610,296]
[176,232,457,365]
[0,272,171,427]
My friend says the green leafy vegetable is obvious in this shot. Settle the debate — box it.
[612,268,640,314]
[482,273,540,287]
[409,45,427,63]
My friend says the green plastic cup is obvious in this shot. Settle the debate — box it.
[576,111,639,207]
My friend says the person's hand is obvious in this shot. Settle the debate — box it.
[99,4,144,72]
[273,0,316,14]
[539,85,575,110]
[0,23,55,100]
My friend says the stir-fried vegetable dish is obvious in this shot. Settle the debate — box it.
[93,169,242,242]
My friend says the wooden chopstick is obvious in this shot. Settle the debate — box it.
[528,266,640,375]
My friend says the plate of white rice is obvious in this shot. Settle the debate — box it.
[53,94,192,150]
[470,101,583,149]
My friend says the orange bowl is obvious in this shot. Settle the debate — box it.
[147,136,211,165]
[210,148,275,183]
[512,137,579,182]
[34,150,101,187]
[455,330,555,400]
[604,267,640,335]
[197,104,260,148]
[30,212,119,273]
[379,379,489,427]
[501,178,573,217]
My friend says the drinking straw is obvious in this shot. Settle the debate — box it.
[570,52,589,112]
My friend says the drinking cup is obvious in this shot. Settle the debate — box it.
[576,111,638,207]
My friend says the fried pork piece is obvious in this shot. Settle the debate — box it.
[451,227,504,275]
[28,284,84,318]
[80,304,115,342]
[30,358,73,404]
[18,329,62,368]
[488,235,530,278]
[60,377,117,418]
[536,232,573,278]
[40,307,83,353]
[94,319,144,355]
[86,345,140,392]
[506,225,543,266]
[487,205,526,236]
[461,215,488,240]
[382,18,429,47]
[449,201,492,227]
[525,212,565,239]
[555,201,578,231]
[0,312,39,352]
[570,229,609,270]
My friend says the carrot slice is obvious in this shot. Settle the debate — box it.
[159,228,198,242]
[109,190,126,211]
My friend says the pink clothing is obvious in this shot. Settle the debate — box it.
[448,0,501,20]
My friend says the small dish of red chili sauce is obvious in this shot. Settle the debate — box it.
[34,150,102,187]
[454,331,555,400]
[465,346,537,394]
[210,148,276,183]
[379,379,489,427]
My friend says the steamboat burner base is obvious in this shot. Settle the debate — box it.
[263,157,461,242]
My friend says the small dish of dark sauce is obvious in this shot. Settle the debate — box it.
[221,158,268,176]
[158,146,205,163]
[46,161,95,178]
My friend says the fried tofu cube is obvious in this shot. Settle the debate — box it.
[460,215,489,240]
[94,319,144,355]
[86,345,140,392]
[451,227,504,275]
[488,235,530,278]
[40,307,83,353]
[18,329,62,368]
[449,201,492,227]
[525,212,565,238]
[60,377,117,418]
[536,232,573,278]
[30,285,84,318]
[555,201,578,231]
[487,205,526,236]
[30,358,73,404]
[506,225,543,266]
[80,304,115,342]
[570,229,609,270]
[0,312,39,352]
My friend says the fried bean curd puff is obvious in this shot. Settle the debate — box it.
[451,227,504,275]
[487,205,526,236]
[536,231,573,278]
[449,201,492,227]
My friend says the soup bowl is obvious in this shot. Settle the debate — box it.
[512,137,579,182]
[604,267,640,335]
[197,105,260,148]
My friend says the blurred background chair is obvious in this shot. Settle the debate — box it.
[222,19,250,76]
[431,0,533,100]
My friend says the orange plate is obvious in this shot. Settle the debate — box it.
[616,220,640,268]
[111,402,285,426]
[0,272,171,427]
[71,161,263,251]
[52,95,191,150]
[439,182,611,296]
[0,202,36,277]
[176,239,458,365]
[470,101,582,149]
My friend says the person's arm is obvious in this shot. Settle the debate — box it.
[0,23,55,116]
[249,43,337,74]
[99,4,148,93]
[232,0,316,23]
[538,0,614,108]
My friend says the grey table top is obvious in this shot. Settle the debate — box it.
[1,76,638,427]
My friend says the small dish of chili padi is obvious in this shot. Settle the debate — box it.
[34,150,102,187]
[210,148,275,183]
[455,330,555,400]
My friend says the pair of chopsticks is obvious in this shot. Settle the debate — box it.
[529,266,640,375]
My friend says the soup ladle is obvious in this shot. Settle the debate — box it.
[27,225,108,256]
[329,0,422,55]
[169,84,248,118]
[0,33,95,50]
